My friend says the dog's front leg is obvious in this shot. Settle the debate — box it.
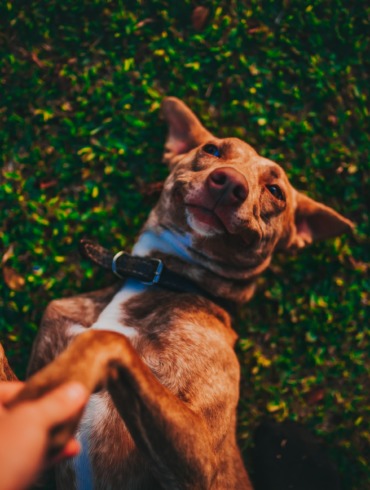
[6,330,217,489]
[107,357,216,490]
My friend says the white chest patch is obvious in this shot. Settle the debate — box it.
[73,393,111,490]
[68,279,146,339]
[91,279,146,337]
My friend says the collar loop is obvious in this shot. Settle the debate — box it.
[79,238,236,316]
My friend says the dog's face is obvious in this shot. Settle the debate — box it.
[147,98,353,280]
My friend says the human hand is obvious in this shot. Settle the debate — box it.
[0,381,88,490]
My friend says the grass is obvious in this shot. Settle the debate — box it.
[1,1,369,488]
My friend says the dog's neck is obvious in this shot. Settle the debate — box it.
[132,226,195,264]
[132,225,259,303]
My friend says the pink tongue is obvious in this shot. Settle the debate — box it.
[213,209,235,234]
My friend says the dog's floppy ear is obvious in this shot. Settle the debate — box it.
[290,191,354,248]
[161,97,213,167]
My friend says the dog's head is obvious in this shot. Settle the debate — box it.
[145,97,353,298]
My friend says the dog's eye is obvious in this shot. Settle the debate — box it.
[203,144,221,158]
[266,184,285,201]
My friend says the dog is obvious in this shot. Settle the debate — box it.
[2,97,353,489]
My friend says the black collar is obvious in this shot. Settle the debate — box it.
[79,238,236,316]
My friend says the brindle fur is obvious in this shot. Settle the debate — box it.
[0,343,17,382]
[2,98,353,490]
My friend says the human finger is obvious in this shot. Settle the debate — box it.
[28,382,88,430]
[0,382,24,404]
[47,438,81,466]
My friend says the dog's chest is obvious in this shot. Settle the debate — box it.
[69,280,217,490]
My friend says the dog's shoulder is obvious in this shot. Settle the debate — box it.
[27,285,120,377]
[43,284,120,327]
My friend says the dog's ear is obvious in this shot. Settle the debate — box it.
[289,191,354,248]
[161,97,213,167]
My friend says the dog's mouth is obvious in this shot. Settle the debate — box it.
[185,204,226,232]
[185,203,261,247]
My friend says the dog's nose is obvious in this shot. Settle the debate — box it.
[207,168,249,205]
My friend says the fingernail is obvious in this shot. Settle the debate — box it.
[63,382,88,401]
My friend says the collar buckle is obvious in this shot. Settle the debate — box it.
[112,251,127,279]
[143,258,164,285]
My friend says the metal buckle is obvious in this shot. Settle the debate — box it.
[143,258,163,285]
[112,251,126,279]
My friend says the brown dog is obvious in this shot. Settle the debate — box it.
[2,98,353,489]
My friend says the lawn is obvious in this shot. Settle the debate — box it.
[1,1,369,488]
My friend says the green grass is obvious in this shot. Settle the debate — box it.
[1,1,369,488]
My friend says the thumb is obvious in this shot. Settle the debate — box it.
[30,382,88,430]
